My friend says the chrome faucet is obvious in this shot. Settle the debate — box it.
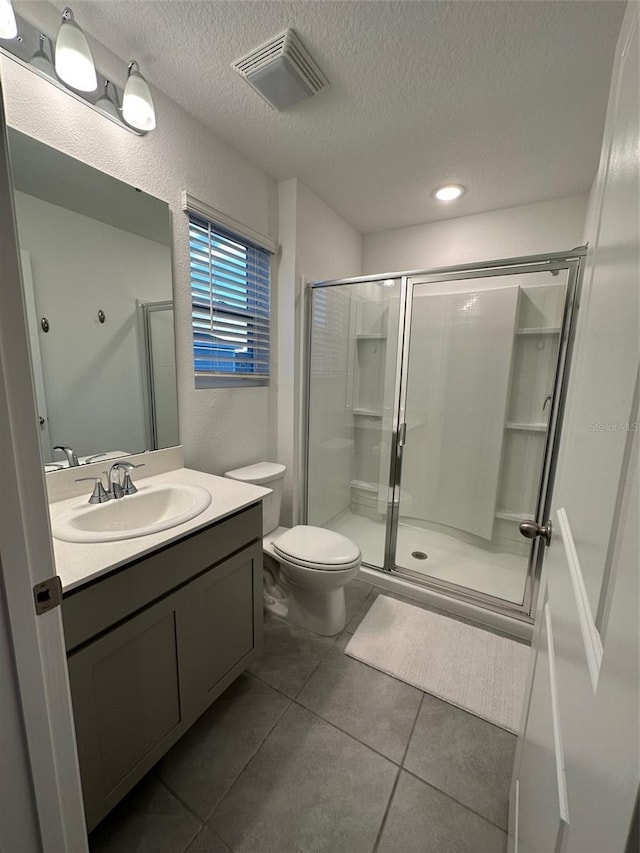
[107,461,145,499]
[54,444,79,467]
[75,476,110,504]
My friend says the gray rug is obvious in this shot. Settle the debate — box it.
[345,595,529,733]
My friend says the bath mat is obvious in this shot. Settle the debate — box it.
[345,596,529,733]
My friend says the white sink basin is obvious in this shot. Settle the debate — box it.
[52,483,212,543]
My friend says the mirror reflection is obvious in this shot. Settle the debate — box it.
[7,129,178,470]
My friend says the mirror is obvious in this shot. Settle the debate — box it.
[6,129,178,471]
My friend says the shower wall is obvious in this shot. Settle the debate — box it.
[401,283,520,541]
[398,275,566,558]
[362,194,589,274]
[307,286,353,526]
[307,280,400,529]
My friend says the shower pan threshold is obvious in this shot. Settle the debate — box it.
[357,564,533,642]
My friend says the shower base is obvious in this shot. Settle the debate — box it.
[326,510,528,606]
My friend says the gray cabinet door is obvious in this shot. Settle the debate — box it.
[184,542,263,718]
[65,528,264,831]
[67,589,190,830]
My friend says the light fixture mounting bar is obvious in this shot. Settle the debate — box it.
[0,11,142,134]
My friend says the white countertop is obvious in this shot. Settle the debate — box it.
[50,467,271,592]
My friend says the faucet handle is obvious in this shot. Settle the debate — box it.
[121,471,138,496]
[120,462,145,495]
[75,477,110,504]
[107,461,145,498]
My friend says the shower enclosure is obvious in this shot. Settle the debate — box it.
[304,250,585,620]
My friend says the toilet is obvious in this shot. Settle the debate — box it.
[224,462,361,636]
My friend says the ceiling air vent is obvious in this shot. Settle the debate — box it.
[232,29,329,111]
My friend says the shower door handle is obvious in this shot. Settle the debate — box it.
[397,422,407,448]
[519,519,552,546]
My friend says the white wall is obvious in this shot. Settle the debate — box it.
[362,194,589,275]
[14,190,172,460]
[1,0,278,475]
[277,179,361,524]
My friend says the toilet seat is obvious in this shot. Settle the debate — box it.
[273,525,361,571]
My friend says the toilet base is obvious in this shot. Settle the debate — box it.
[285,584,347,637]
[262,557,350,637]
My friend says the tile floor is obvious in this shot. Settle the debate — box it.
[89,581,516,853]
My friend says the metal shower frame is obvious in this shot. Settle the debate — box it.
[302,247,587,622]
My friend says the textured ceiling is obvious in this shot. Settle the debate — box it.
[43,1,625,233]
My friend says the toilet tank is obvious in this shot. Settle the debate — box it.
[224,462,286,535]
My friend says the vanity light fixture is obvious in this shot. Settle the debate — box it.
[122,61,156,132]
[54,7,97,92]
[0,9,157,134]
[0,0,17,40]
[432,184,466,201]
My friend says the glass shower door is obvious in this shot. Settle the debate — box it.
[306,278,402,569]
[392,266,570,607]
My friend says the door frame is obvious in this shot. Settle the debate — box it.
[0,79,88,850]
[304,248,586,622]
[20,248,53,462]
[138,298,176,451]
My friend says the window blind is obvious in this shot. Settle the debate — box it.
[189,214,271,384]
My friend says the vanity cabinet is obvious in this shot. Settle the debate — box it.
[62,503,263,831]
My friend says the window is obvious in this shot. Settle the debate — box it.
[188,210,272,387]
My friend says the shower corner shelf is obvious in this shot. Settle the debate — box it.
[515,326,561,336]
[353,407,382,417]
[505,422,548,432]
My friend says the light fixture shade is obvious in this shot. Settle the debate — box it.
[55,8,97,92]
[122,62,156,131]
[0,0,17,40]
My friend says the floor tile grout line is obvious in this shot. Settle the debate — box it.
[370,765,402,853]
[400,691,425,766]
[246,667,297,701]
[201,691,294,827]
[290,641,336,700]
[181,823,211,853]
[157,674,292,830]
[400,765,509,834]
[154,773,205,829]
[248,656,325,703]
[290,696,407,767]
[371,693,425,853]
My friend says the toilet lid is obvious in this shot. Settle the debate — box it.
[273,526,361,569]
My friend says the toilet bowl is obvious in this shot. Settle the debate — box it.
[224,462,361,636]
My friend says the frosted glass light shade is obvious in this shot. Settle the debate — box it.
[55,10,97,92]
[0,0,17,40]
[122,63,156,131]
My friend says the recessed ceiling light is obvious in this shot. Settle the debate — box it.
[433,184,465,201]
